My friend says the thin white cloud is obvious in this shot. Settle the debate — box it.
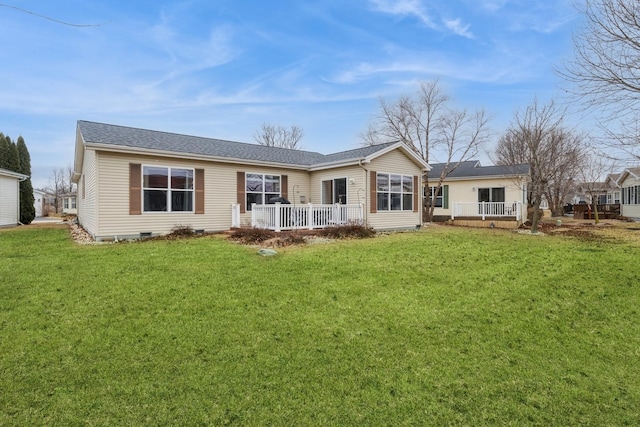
[327,49,539,87]
[369,0,476,39]
[477,0,510,12]
[147,21,238,76]
[443,18,473,38]
[368,0,437,29]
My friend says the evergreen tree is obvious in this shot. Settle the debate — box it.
[0,133,9,169]
[6,137,20,172]
[17,136,35,224]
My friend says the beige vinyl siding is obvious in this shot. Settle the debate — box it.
[92,151,310,239]
[309,166,366,205]
[237,167,310,226]
[0,175,19,227]
[620,174,640,219]
[432,176,526,217]
[621,204,640,219]
[78,148,98,236]
[366,148,423,229]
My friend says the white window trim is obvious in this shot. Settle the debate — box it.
[246,172,282,210]
[142,165,195,213]
[321,177,348,204]
[478,187,506,203]
[376,172,414,212]
[427,186,444,208]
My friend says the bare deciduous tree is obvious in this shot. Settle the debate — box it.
[495,99,586,233]
[254,123,304,149]
[363,79,490,221]
[46,166,75,213]
[559,0,640,159]
[577,150,614,224]
[543,130,586,217]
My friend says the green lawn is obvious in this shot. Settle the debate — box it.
[1,225,639,426]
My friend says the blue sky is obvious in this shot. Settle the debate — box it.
[0,0,582,189]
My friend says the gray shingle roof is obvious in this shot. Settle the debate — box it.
[77,120,398,167]
[428,160,529,179]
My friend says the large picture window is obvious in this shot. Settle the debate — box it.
[143,166,194,212]
[478,187,505,203]
[376,173,413,211]
[622,185,640,205]
[246,173,281,210]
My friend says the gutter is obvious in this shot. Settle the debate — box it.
[84,142,312,171]
[358,159,370,223]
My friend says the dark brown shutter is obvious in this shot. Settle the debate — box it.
[370,170,377,214]
[413,175,419,213]
[237,172,246,213]
[195,169,204,214]
[281,175,288,199]
[130,163,141,215]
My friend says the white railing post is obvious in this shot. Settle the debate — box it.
[251,203,257,227]
[452,203,456,220]
[247,203,364,231]
[481,201,485,220]
[274,202,281,232]
[231,203,240,228]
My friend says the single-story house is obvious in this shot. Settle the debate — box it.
[569,174,622,219]
[618,167,640,220]
[0,167,28,227]
[425,161,529,228]
[573,181,611,205]
[605,173,621,205]
[72,121,430,241]
[33,189,56,217]
[62,192,77,215]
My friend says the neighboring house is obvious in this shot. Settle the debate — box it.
[62,192,77,215]
[570,174,621,206]
[618,167,640,220]
[605,173,621,205]
[33,189,56,217]
[426,161,529,228]
[72,121,429,241]
[569,173,623,220]
[574,181,610,205]
[0,167,28,227]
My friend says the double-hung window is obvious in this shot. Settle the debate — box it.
[246,173,280,210]
[376,173,413,211]
[143,166,194,212]
[426,186,444,208]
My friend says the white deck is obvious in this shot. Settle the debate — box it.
[452,202,523,221]
[232,203,364,231]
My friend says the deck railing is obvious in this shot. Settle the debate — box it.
[452,202,522,221]
[232,203,364,231]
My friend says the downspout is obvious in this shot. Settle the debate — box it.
[17,175,27,225]
[358,159,369,224]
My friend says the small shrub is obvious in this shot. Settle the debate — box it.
[168,224,195,238]
[228,228,308,247]
[318,222,376,239]
[229,227,276,244]
[278,231,306,246]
